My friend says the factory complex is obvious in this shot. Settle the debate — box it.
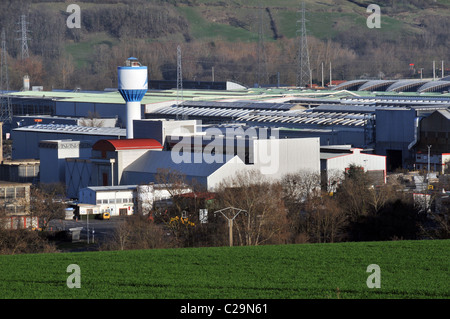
[1,58,449,226]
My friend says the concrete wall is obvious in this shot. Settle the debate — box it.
[252,137,321,179]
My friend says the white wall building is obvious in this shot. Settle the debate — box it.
[321,148,387,192]
[78,183,190,216]
[78,185,136,216]
[123,137,321,191]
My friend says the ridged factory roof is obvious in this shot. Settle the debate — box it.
[13,124,126,136]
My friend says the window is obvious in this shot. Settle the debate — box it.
[115,198,122,204]
[109,199,115,204]
[102,199,108,204]
[16,187,26,198]
[96,200,102,205]
[6,188,15,199]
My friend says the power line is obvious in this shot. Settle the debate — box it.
[1,29,12,124]
[16,14,31,60]
[256,5,268,87]
[296,1,311,88]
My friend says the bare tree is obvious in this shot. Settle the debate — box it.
[282,170,321,205]
[29,183,67,231]
[215,170,289,246]
[298,192,348,243]
[78,111,104,128]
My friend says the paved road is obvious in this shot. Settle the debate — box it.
[48,216,126,245]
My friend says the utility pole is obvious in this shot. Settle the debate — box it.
[426,144,432,212]
[442,60,444,78]
[321,62,324,87]
[176,45,183,105]
[214,207,247,247]
[427,145,432,177]
[296,1,311,88]
[86,211,89,244]
[433,61,436,80]
[329,62,332,87]
[17,14,30,60]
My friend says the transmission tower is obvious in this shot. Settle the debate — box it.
[296,2,311,88]
[17,14,31,60]
[1,29,12,124]
[176,45,183,106]
[256,6,268,87]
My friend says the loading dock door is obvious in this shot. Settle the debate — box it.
[386,149,402,171]
[102,173,108,186]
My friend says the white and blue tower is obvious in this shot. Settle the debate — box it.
[118,57,148,139]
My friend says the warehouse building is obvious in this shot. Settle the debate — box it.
[334,78,450,93]
[11,124,126,160]
[123,137,320,191]
[39,139,93,184]
[77,183,191,217]
[7,88,450,181]
[320,147,386,192]
[65,138,163,198]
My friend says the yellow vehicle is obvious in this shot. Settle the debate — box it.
[100,212,111,220]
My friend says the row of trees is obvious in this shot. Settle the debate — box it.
[104,166,450,251]
[1,167,448,254]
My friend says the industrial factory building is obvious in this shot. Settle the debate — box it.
[320,147,386,192]
[333,78,450,93]
[0,57,447,212]
[64,138,163,198]
[12,124,125,160]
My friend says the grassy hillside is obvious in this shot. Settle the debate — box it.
[25,0,450,68]
[0,240,448,299]
[0,0,448,89]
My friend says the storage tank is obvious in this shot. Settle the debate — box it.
[136,184,154,215]
[23,75,30,91]
[118,57,148,139]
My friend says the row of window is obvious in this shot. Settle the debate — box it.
[0,187,27,199]
[96,198,134,205]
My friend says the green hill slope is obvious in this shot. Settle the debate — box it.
[1,0,448,89]
[0,240,448,299]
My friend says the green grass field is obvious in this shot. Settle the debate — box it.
[0,240,448,299]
